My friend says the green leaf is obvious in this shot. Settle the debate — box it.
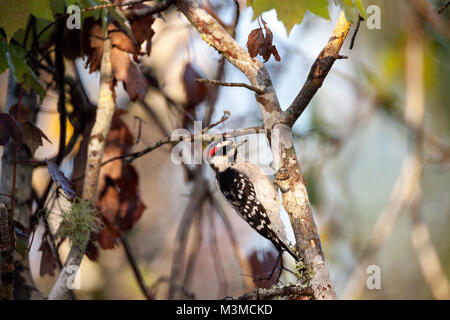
[15,237,28,257]
[0,0,53,41]
[65,0,80,6]
[50,0,66,16]
[248,0,330,34]
[0,39,8,74]
[333,0,366,22]
[355,0,366,18]
[3,40,44,99]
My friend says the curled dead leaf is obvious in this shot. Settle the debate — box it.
[246,18,280,62]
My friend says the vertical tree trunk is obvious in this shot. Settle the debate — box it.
[48,37,115,300]
[0,75,43,299]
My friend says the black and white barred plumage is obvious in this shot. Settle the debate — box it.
[207,140,298,262]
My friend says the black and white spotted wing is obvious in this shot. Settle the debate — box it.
[216,167,294,257]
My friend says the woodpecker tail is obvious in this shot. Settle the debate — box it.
[268,228,299,262]
[270,239,300,285]
[279,251,299,285]
[280,242,299,262]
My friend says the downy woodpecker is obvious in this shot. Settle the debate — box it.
[207,140,299,282]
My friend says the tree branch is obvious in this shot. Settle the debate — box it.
[176,0,346,299]
[121,236,154,300]
[175,0,280,127]
[408,0,450,40]
[280,12,352,127]
[101,125,264,166]
[438,1,450,14]
[123,0,175,19]
[225,285,314,300]
[195,78,264,95]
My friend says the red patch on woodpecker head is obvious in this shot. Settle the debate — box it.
[209,147,217,157]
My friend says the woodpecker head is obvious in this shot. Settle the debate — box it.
[207,140,237,172]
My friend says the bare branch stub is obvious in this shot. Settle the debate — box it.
[195,78,265,95]
[438,1,450,14]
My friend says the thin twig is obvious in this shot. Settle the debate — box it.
[149,276,196,299]
[182,209,203,291]
[438,1,450,14]
[202,110,230,133]
[121,236,154,300]
[168,170,207,299]
[100,125,264,167]
[210,193,254,291]
[55,19,67,165]
[195,78,265,95]
[349,16,364,50]
[207,202,228,298]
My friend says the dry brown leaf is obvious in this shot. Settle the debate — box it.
[110,47,149,101]
[82,18,105,73]
[130,14,155,55]
[246,18,280,62]
[0,113,21,146]
[21,121,51,155]
[38,235,57,277]
[182,63,208,119]
[95,112,146,250]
